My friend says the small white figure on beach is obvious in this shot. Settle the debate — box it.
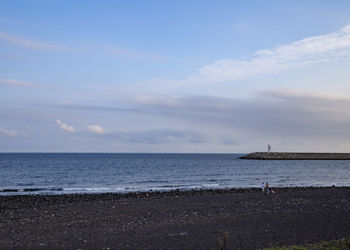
[267,144,271,152]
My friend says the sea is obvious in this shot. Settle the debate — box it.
[0,153,349,196]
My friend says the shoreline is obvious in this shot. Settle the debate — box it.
[1,186,350,249]
[0,185,347,198]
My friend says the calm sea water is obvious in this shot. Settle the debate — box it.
[0,153,349,195]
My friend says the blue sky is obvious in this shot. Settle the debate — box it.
[1,0,350,152]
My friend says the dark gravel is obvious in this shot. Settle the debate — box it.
[1,187,350,249]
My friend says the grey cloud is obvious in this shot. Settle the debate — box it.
[101,129,207,144]
[219,137,238,145]
[45,103,134,112]
[46,91,350,143]
[131,92,350,139]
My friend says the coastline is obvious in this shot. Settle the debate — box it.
[1,186,350,249]
[0,185,346,199]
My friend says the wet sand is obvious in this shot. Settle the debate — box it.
[1,187,350,249]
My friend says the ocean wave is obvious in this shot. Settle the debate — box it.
[138,180,169,184]
[63,187,126,192]
[0,181,346,196]
[0,187,63,193]
[0,181,224,195]
[201,183,220,187]
[16,183,35,187]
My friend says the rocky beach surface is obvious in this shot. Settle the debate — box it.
[1,187,350,249]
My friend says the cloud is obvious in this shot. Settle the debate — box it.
[103,129,206,144]
[88,124,104,135]
[193,24,350,83]
[0,32,65,51]
[130,91,350,140]
[0,127,17,137]
[0,79,35,87]
[56,119,75,133]
[48,88,350,146]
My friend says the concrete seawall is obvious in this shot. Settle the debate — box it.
[240,152,350,160]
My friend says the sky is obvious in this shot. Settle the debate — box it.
[1,0,350,153]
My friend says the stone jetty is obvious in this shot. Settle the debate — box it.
[240,152,350,160]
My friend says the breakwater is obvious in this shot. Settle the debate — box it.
[240,152,350,160]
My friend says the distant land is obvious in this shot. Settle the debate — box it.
[240,152,350,160]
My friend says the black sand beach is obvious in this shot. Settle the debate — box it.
[1,187,350,249]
